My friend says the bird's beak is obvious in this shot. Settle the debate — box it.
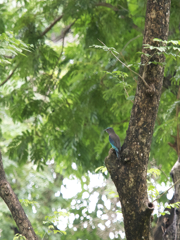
[104,129,107,132]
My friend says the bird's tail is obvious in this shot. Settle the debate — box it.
[115,150,120,159]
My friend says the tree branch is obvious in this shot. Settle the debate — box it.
[98,39,151,89]
[153,178,180,203]
[53,19,77,42]
[95,3,142,32]
[40,14,63,37]
[0,151,38,239]
[51,38,65,77]
[95,2,120,11]
[0,64,19,87]
[122,34,142,52]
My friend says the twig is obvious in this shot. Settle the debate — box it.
[97,39,151,89]
[122,77,133,103]
[54,19,77,42]
[51,38,65,77]
[95,2,119,12]
[176,86,180,158]
[122,34,142,52]
[100,35,141,85]
[0,64,19,87]
[153,178,180,203]
[157,166,169,182]
[3,55,14,59]
[40,14,63,37]
[118,4,129,12]
[119,52,137,84]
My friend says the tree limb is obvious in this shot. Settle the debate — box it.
[0,64,19,87]
[153,178,180,203]
[122,34,143,52]
[98,38,151,89]
[95,2,120,11]
[51,38,65,77]
[0,151,38,239]
[53,19,77,42]
[40,14,63,37]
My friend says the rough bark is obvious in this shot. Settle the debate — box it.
[0,151,38,240]
[153,196,175,240]
[105,1,171,240]
[166,158,180,240]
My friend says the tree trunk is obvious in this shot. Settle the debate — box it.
[105,0,171,239]
[155,158,180,240]
[167,157,180,240]
[0,151,38,240]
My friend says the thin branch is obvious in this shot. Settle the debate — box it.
[1,16,74,88]
[51,38,65,76]
[97,39,151,89]
[3,55,14,59]
[0,64,19,87]
[99,35,141,85]
[40,14,63,37]
[122,34,142,52]
[95,3,120,11]
[157,166,169,182]
[95,3,142,32]
[122,77,133,103]
[119,52,137,84]
[117,4,129,12]
[112,118,129,125]
[54,19,77,42]
[153,178,180,203]
[176,86,180,158]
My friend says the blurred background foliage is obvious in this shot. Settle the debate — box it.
[0,0,180,239]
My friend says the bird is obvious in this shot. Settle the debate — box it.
[104,127,121,158]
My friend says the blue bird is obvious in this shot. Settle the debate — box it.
[105,127,121,158]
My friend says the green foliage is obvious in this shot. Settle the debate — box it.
[13,234,26,240]
[90,44,120,55]
[166,202,180,209]
[19,199,38,207]
[43,211,70,225]
[43,211,69,236]
[160,202,180,216]
[95,166,107,173]
[144,38,180,60]
[0,32,30,65]
[147,181,159,200]
[147,168,161,178]
[147,168,161,200]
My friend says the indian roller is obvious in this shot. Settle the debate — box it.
[105,127,121,158]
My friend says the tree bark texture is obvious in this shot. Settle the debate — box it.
[105,1,171,240]
[153,195,175,240]
[168,157,180,240]
[0,152,38,240]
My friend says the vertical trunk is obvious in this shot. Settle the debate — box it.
[153,195,175,240]
[168,158,180,240]
[105,0,171,239]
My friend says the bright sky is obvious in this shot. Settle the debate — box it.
[55,165,125,239]
[55,163,174,240]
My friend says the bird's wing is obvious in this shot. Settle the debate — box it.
[115,134,121,150]
[109,136,119,152]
